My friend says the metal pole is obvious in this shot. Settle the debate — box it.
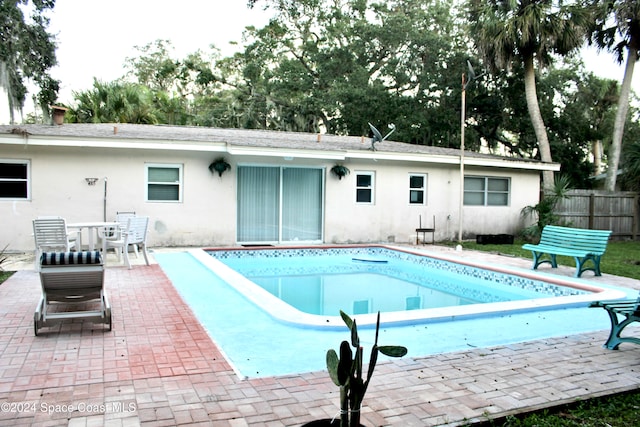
[458,73,466,243]
[103,177,108,222]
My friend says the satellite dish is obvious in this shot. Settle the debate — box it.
[464,60,485,89]
[368,122,396,151]
[369,123,383,141]
[466,60,476,81]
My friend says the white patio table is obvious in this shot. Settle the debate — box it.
[67,222,119,254]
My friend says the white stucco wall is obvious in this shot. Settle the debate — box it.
[2,144,237,250]
[1,141,542,252]
[323,159,537,244]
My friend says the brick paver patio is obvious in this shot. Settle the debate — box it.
[0,248,639,426]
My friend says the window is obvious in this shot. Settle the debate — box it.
[146,164,182,202]
[464,176,510,206]
[0,160,29,199]
[409,173,426,205]
[355,172,375,204]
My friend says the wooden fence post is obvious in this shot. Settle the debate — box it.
[634,195,639,240]
[588,193,595,229]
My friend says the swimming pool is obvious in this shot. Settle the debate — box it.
[154,246,629,378]
[197,245,623,329]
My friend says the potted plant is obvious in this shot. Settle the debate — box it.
[209,157,231,177]
[305,311,407,427]
[331,164,350,180]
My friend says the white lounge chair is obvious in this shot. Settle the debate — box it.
[32,217,78,269]
[105,216,150,269]
[34,251,111,336]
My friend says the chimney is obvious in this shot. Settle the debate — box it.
[50,105,68,125]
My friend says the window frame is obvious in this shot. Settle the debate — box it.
[463,176,510,206]
[409,173,427,205]
[0,159,30,200]
[355,171,375,204]
[145,163,183,203]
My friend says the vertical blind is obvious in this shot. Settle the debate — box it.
[282,168,322,241]
[237,166,280,241]
[237,166,323,242]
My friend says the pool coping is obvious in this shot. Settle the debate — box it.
[193,244,628,329]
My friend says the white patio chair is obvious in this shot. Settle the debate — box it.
[34,251,111,335]
[99,211,137,251]
[105,216,150,269]
[32,217,79,269]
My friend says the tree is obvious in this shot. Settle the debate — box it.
[539,62,618,188]
[569,72,618,177]
[468,0,591,192]
[587,0,640,191]
[0,0,59,123]
[233,0,470,144]
[123,40,228,125]
[618,105,640,191]
[70,79,158,124]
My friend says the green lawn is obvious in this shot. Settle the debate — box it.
[0,271,12,283]
[474,389,640,426]
[453,239,640,280]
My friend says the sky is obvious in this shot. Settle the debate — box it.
[42,0,640,107]
[46,0,273,103]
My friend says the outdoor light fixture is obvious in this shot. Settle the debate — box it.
[85,177,99,186]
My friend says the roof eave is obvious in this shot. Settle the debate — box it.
[0,133,559,171]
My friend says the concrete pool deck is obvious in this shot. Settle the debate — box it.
[1,246,639,426]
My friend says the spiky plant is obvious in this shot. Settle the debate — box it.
[520,175,572,241]
[326,311,407,427]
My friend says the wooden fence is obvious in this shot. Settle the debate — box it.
[554,190,639,240]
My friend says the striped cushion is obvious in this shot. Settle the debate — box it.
[41,251,103,265]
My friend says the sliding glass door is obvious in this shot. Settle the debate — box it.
[237,166,280,242]
[237,166,323,243]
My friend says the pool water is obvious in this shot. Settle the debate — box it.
[154,246,630,379]
[222,249,577,316]
[251,272,478,315]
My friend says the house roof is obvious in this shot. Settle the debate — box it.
[0,123,559,171]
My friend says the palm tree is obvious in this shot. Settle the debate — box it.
[468,0,590,192]
[71,79,158,124]
[620,139,640,191]
[572,72,619,176]
[587,0,640,191]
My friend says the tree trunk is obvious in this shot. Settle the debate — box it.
[523,54,554,192]
[593,140,603,175]
[605,44,638,192]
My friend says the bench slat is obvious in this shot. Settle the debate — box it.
[522,225,611,277]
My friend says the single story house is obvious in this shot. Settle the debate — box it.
[0,123,559,252]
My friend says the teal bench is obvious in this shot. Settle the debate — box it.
[522,225,612,278]
[590,295,640,349]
